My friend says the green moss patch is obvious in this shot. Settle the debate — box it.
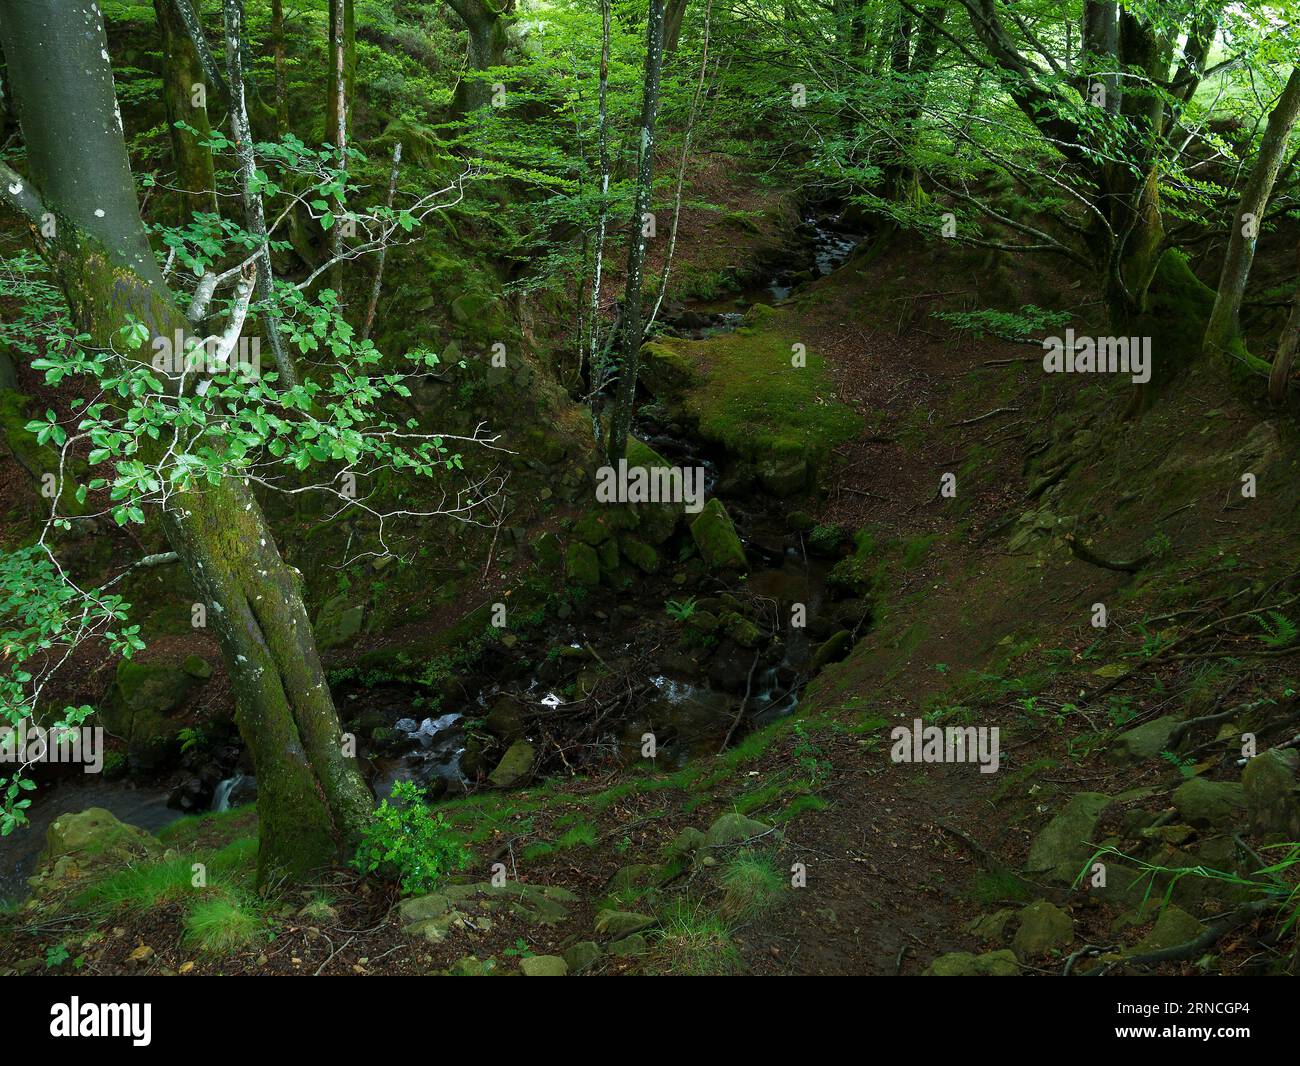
[639,308,862,467]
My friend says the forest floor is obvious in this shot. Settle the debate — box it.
[3,161,1299,977]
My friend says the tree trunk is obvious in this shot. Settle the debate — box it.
[272,0,289,134]
[328,0,351,298]
[222,0,297,385]
[169,0,229,99]
[0,0,372,884]
[663,0,688,54]
[883,4,945,204]
[325,0,355,151]
[1267,252,1300,403]
[154,0,219,221]
[606,0,666,463]
[448,0,514,114]
[589,0,613,454]
[1204,66,1300,366]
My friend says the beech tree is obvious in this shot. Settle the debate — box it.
[447,0,516,114]
[154,0,219,221]
[606,0,667,462]
[0,0,491,880]
[1204,65,1300,369]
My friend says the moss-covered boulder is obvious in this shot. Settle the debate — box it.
[31,808,163,892]
[1011,900,1074,960]
[1134,905,1202,953]
[594,909,654,939]
[101,659,207,771]
[1025,792,1109,884]
[531,531,563,571]
[811,630,853,673]
[689,499,747,572]
[489,739,535,787]
[758,456,809,497]
[619,535,660,574]
[1172,777,1246,829]
[519,955,568,976]
[1108,715,1179,764]
[1242,748,1300,842]
[314,594,365,651]
[563,940,601,973]
[565,542,601,587]
[702,812,777,850]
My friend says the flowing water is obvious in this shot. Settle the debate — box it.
[0,202,864,895]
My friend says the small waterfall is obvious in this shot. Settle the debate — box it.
[211,772,244,813]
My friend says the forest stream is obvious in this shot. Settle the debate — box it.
[0,206,864,904]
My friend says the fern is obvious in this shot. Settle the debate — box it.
[1159,749,1196,779]
[1254,611,1298,649]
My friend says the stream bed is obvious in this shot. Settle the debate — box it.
[0,200,866,900]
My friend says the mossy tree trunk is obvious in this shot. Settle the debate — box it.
[447,0,514,114]
[0,0,372,884]
[1267,250,1300,403]
[154,0,219,222]
[1204,66,1300,366]
[607,0,666,463]
[882,3,945,205]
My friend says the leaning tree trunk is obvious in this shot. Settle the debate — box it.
[1204,66,1300,367]
[607,0,666,463]
[154,0,219,221]
[0,0,372,884]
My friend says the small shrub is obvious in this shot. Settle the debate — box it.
[352,780,470,895]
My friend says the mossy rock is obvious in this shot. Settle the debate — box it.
[811,630,853,673]
[489,739,535,787]
[634,317,862,473]
[314,594,365,651]
[1011,900,1074,960]
[618,535,660,574]
[1172,777,1246,829]
[531,531,563,571]
[1025,792,1110,884]
[1108,715,1179,764]
[689,499,747,572]
[757,456,809,497]
[1242,748,1300,842]
[32,808,163,891]
[1133,905,1202,953]
[597,537,621,574]
[720,611,762,648]
[101,659,206,771]
[519,954,568,976]
[563,940,601,974]
[594,909,654,939]
[702,812,777,850]
[565,542,601,588]
[923,949,1019,976]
